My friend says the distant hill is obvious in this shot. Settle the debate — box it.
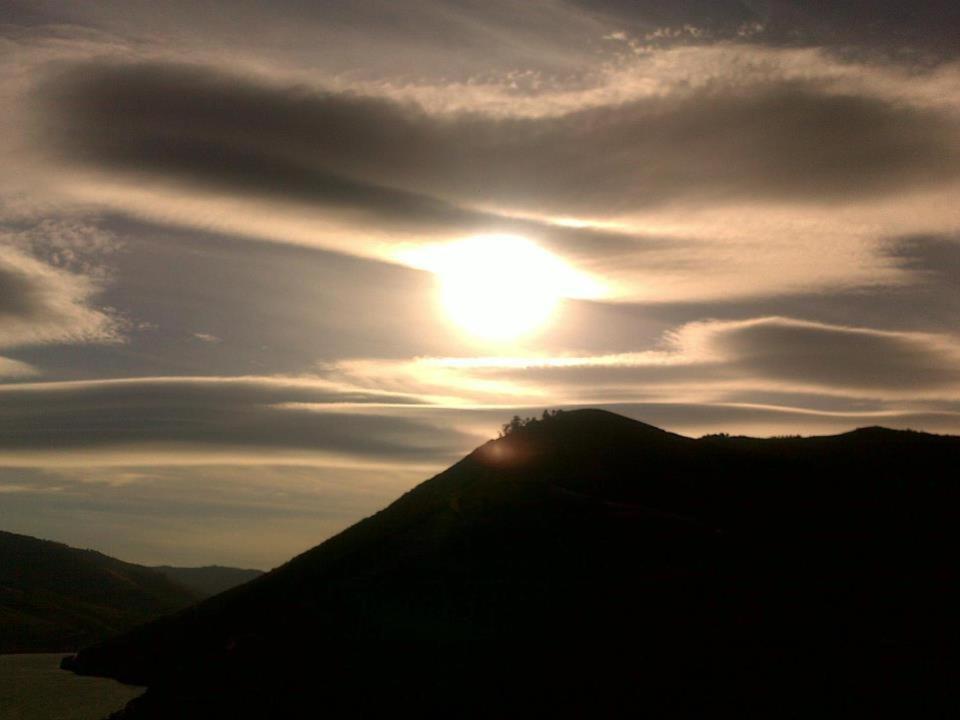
[152,566,263,598]
[0,532,261,654]
[0,531,199,653]
[62,410,960,716]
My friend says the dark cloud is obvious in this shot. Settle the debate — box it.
[571,0,756,31]
[0,1,66,27]
[705,318,960,392]
[0,259,39,319]
[763,1,960,57]
[0,377,476,462]
[561,235,960,339]
[887,234,960,286]
[577,1,960,60]
[473,83,960,211]
[37,61,960,222]
[32,62,683,273]
[438,317,960,397]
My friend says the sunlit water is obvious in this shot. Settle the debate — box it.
[0,653,144,720]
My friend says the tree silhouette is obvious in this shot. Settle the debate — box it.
[500,415,525,437]
[499,409,564,437]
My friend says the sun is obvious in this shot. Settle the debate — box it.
[399,234,601,343]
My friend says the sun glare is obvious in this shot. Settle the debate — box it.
[399,234,601,343]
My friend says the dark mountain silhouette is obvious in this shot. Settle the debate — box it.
[0,531,199,653]
[151,566,263,599]
[62,410,960,717]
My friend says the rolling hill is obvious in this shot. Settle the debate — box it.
[62,410,960,716]
[0,531,199,654]
[0,532,262,654]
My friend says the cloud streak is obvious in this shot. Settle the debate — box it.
[37,61,960,218]
[0,376,476,466]
[325,317,960,405]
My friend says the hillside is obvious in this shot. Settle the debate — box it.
[0,533,261,654]
[62,410,960,716]
[0,532,199,654]
[151,567,263,598]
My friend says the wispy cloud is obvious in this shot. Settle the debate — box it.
[0,242,119,350]
[0,376,477,467]
[0,355,36,378]
[325,317,960,406]
[192,332,222,344]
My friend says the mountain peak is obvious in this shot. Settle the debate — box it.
[501,407,676,434]
[468,408,692,482]
[490,407,688,451]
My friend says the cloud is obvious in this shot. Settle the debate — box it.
[192,332,221,344]
[0,243,119,350]
[0,355,35,378]
[0,376,479,466]
[3,0,617,85]
[886,234,960,286]
[24,55,960,307]
[35,61,960,220]
[673,317,960,393]
[19,54,960,310]
[324,317,960,406]
[578,1,960,58]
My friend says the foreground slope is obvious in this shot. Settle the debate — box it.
[65,410,960,716]
[0,532,198,653]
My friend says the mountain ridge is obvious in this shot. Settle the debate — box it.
[61,410,960,716]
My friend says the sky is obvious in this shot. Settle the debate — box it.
[2,1,960,568]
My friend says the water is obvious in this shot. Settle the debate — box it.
[0,653,144,720]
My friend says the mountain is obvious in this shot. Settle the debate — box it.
[0,532,263,654]
[62,410,960,716]
[151,566,264,598]
[0,531,199,654]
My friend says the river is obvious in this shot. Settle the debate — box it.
[0,653,144,720]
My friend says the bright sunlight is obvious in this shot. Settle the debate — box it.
[399,234,602,342]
